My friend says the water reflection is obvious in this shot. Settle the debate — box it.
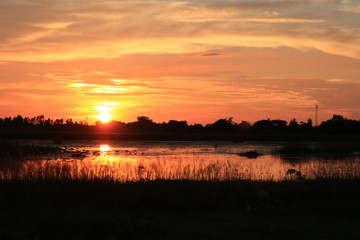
[100,144,110,153]
[0,141,359,181]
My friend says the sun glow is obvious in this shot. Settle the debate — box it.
[100,144,110,152]
[95,103,116,123]
[98,112,112,123]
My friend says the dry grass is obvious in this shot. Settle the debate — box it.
[0,155,360,182]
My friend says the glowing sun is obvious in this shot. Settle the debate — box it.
[95,103,116,123]
[98,112,112,123]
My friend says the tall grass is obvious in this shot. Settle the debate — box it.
[1,155,360,182]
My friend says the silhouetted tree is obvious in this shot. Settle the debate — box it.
[319,114,360,133]
[66,119,74,125]
[307,118,313,127]
[165,120,188,132]
[289,118,299,127]
[238,121,252,129]
[130,116,158,131]
[271,120,287,127]
[209,117,235,132]
[332,115,344,122]
[35,115,45,125]
[254,119,272,129]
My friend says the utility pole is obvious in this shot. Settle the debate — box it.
[315,105,319,126]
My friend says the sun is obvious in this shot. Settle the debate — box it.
[98,112,112,123]
[95,102,117,123]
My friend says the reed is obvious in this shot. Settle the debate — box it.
[1,155,360,182]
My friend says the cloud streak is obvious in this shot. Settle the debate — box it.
[0,0,359,123]
[0,0,359,61]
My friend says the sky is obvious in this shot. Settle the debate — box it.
[0,0,359,124]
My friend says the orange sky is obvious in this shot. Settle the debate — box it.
[0,0,359,124]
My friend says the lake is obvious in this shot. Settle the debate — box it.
[1,140,359,181]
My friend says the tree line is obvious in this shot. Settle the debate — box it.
[0,114,359,135]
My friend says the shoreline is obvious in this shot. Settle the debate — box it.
[1,131,360,142]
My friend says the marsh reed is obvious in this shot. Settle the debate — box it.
[0,154,359,182]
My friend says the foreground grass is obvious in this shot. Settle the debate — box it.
[1,179,360,239]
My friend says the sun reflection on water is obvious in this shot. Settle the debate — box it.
[100,144,110,152]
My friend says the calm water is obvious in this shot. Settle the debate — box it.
[1,140,359,181]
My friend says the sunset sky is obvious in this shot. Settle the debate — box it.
[1,0,359,124]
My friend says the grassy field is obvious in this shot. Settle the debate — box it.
[1,179,360,239]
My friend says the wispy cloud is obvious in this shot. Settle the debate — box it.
[0,0,359,123]
[0,0,359,62]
